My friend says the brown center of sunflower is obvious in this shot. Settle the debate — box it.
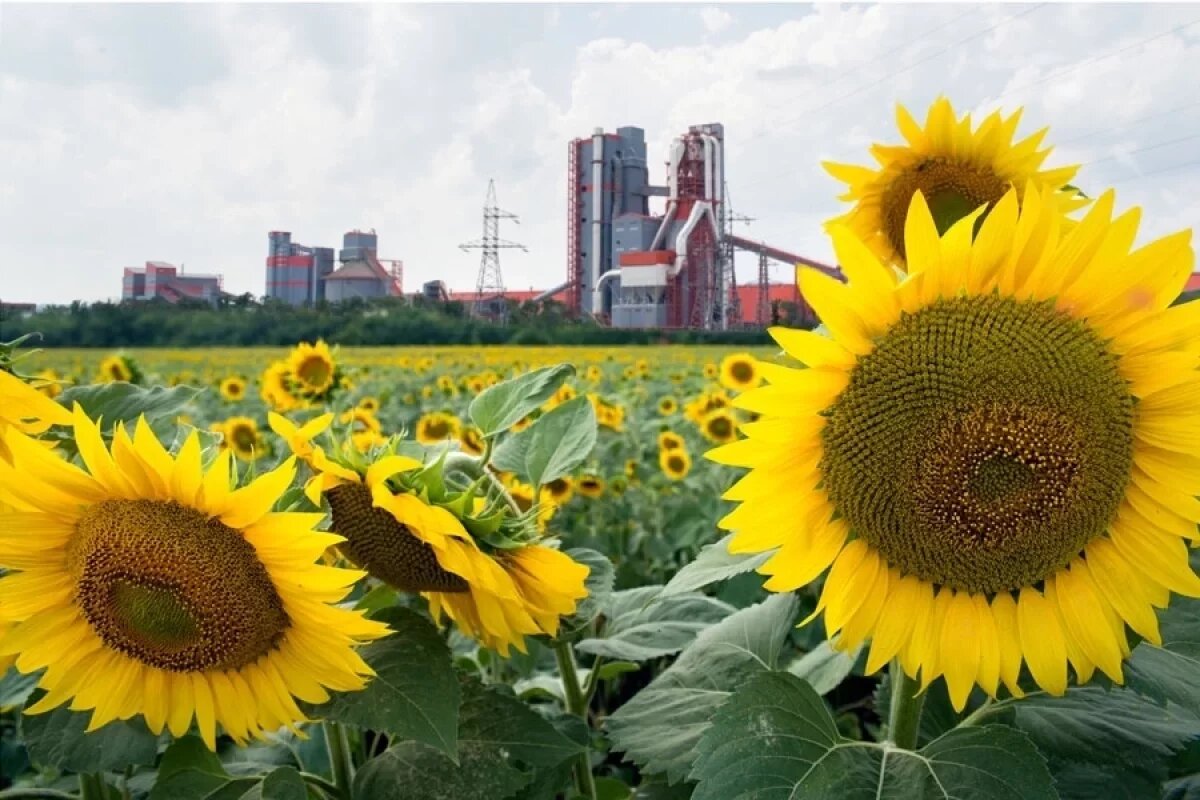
[707,415,734,439]
[296,355,331,389]
[881,158,1009,262]
[820,294,1134,594]
[666,455,687,474]
[424,418,450,440]
[230,424,257,452]
[729,361,755,384]
[546,478,570,499]
[326,483,468,593]
[69,499,289,672]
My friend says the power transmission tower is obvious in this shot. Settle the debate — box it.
[459,179,526,318]
[720,183,754,328]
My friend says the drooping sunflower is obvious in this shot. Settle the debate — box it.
[700,408,739,444]
[285,424,589,655]
[660,449,692,481]
[577,474,605,499]
[0,409,386,748]
[719,353,761,392]
[287,340,336,397]
[98,354,134,384]
[824,97,1083,270]
[0,369,73,462]
[214,416,263,462]
[416,411,461,445]
[709,183,1199,710]
[220,376,247,402]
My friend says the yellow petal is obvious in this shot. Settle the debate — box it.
[1018,587,1068,696]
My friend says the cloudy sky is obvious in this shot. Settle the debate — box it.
[2,2,1198,305]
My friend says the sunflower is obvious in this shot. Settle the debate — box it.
[824,97,1083,270]
[585,365,603,383]
[0,409,386,748]
[291,433,589,655]
[214,416,263,462]
[358,396,381,414]
[98,355,133,384]
[287,340,336,397]
[709,183,1200,711]
[33,369,64,399]
[703,363,718,380]
[624,459,639,480]
[658,431,685,452]
[510,415,534,434]
[658,396,678,416]
[261,361,302,413]
[340,407,382,435]
[435,375,457,395]
[507,480,556,531]
[541,477,575,506]
[220,377,247,402]
[577,474,605,499]
[416,412,461,445]
[660,449,692,481]
[544,383,578,411]
[0,369,73,463]
[700,408,739,444]
[719,353,761,392]
[459,425,486,457]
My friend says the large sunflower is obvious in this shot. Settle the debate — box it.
[0,369,73,462]
[709,183,1199,710]
[0,408,386,748]
[287,340,336,397]
[824,98,1083,270]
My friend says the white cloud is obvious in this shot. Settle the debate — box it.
[1,3,1197,304]
[700,7,733,35]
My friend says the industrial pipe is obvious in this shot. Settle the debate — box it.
[649,138,685,251]
[671,201,718,278]
[592,269,621,314]
[590,128,604,313]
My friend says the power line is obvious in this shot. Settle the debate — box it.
[740,4,982,146]
[987,17,1200,106]
[1102,156,1200,188]
[1080,131,1200,168]
[1057,98,1200,146]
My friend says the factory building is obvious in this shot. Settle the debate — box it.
[265,229,403,305]
[566,122,839,329]
[122,261,223,305]
[266,232,334,305]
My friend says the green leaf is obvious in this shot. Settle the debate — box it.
[151,771,258,800]
[786,640,863,696]
[1010,686,1200,788]
[58,382,200,429]
[21,697,159,773]
[0,667,40,709]
[593,776,634,800]
[493,396,597,486]
[690,671,1056,800]
[557,548,614,638]
[351,678,584,800]
[606,593,797,783]
[1123,590,1200,710]
[1165,773,1200,800]
[157,735,226,783]
[595,661,640,682]
[300,607,460,758]
[576,590,735,661]
[468,364,574,437]
[238,766,308,800]
[660,534,773,597]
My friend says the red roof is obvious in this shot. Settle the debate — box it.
[447,287,568,304]
[1186,274,1200,293]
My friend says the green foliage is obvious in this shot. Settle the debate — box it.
[606,594,798,783]
[786,640,864,696]
[576,588,735,661]
[492,395,598,485]
[300,607,461,757]
[469,364,575,437]
[690,672,1057,800]
[660,534,773,597]
[20,696,159,774]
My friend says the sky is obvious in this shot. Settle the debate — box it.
[1,2,1198,305]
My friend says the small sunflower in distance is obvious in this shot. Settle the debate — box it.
[213,416,263,462]
[220,376,247,402]
[98,354,135,384]
[658,430,685,452]
[358,396,381,414]
[660,449,692,481]
[700,408,739,444]
[709,183,1199,710]
[719,353,761,392]
[577,474,605,499]
[0,408,386,748]
[541,477,574,507]
[288,340,337,398]
[416,411,461,445]
[824,97,1083,270]
[459,425,486,457]
[658,396,678,416]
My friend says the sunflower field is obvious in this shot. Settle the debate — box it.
[2,97,1200,800]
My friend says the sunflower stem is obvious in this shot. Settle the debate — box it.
[0,790,77,800]
[299,771,345,800]
[77,774,106,800]
[886,659,926,750]
[553,641,597,800]
[324,721,356,800]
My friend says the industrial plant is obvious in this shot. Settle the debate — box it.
[117,119,832,328]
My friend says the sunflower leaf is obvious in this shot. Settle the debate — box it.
[298,606,460,759]
[786,639,864,696]
[468,364,575,437]
[240,766,307,800]
[57,382,201,432]
[689,671,1056,800]
[1123,570,1200,710]
[351,677,584,800]
[606,593,797,784]
[660,534,774,597]
[19,696,159,774]
[493,395,597,487]
[576,589,735,662]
